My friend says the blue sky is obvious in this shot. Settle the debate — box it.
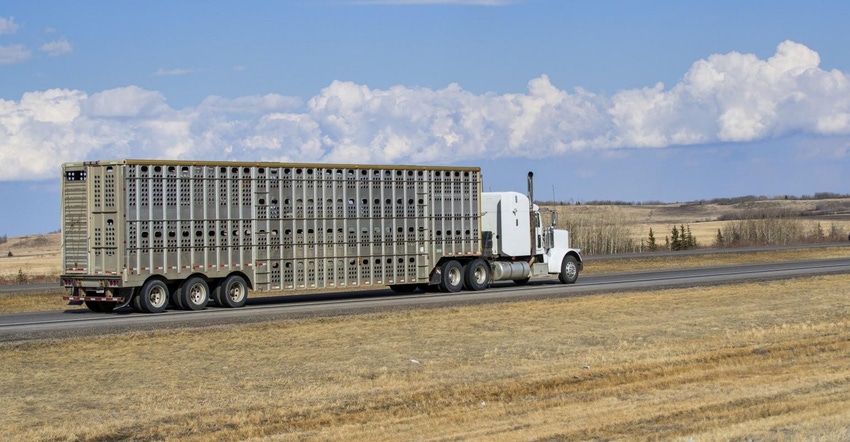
[1,0,850,236]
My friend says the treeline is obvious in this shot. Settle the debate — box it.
[714,219,845,248]
[0,234,7,245]
[540,192,850,207]
[558,208,639,255]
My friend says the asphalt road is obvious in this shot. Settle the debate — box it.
[3,242,847,295]
[1,257,848,342]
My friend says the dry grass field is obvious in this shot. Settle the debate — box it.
[549,198,850,249]
[0,233,62,284]
[2,274,850,441]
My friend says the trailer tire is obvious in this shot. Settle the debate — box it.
[390,284,417,293]
[179,277,210,310]
[438,260,464,293]
[558,255,579,284]
[130,290,143,312]
[463,259,490,291]
[169,284,185,310]
[138,279,170,313]
[215,274,248,308]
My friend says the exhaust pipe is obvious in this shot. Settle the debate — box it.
[528,171,535,260]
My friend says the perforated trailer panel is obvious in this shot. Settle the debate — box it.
[61,160,482,292]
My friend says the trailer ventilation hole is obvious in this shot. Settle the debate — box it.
[196,231,203,237]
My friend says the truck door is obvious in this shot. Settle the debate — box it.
[533,211,544,256]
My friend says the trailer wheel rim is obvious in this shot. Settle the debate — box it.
[188,283,207,306]
[149,285,167,308]
[228,282,245,303]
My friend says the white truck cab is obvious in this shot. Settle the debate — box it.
[481,176,582,285]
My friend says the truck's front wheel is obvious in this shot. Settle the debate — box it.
[137,279,170,313]
[558,256,579,284]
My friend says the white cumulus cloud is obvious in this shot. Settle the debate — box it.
[1,40,849,181]
[154,67,197,76]
[0,16,18,35]
[41,38,73,56]
[0,44,31,65]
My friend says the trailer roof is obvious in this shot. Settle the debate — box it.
[62,159,480,172]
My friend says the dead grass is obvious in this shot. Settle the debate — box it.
[582,245,850,275]
[2,274,850,441]
[0,233,61,284]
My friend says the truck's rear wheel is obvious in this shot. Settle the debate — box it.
[138,279,170,313]
[463,259,490,291]
[439,260,464,293]
[558,255,579,284]
[179,277,210,310]
[214,274,248,308]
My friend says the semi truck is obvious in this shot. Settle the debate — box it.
[60,160,582,313]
